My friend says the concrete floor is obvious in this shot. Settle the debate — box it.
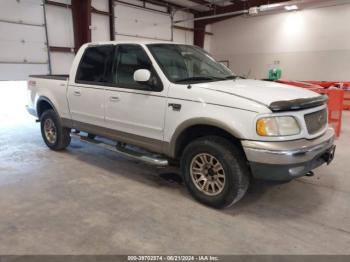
[0,81,350,255]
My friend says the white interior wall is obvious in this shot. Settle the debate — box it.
[92,0,108,12]
[1,0,196,79]
[114,2,171,41]
[51,0,71,4]
[91,0,110,42]
[210,4,350,81]
[45,4,74,47]
[45,2,74,74]
[173,10,194,45]
[91,13,110,42]
[0,0,49,80]
[203,24,212,52]
[49,52,75,75]
[114,0,194,44]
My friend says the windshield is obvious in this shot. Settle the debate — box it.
[147,44,235,84]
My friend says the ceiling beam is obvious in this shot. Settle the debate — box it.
[187,0,220,9]
[133,0,199,13]
[195,0,291,24]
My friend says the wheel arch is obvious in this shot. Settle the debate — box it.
[36,96,58,119]
[169,118,244,159]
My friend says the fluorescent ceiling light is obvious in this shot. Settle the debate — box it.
[284,5,298,11]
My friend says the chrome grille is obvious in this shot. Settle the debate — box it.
[304,109,327,135]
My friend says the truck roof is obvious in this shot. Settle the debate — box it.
[84,40,192,47]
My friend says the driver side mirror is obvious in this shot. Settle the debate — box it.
[134,69,151,83]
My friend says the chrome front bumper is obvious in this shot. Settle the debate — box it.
[242,128,336,181]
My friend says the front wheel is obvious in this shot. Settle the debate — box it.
[181,136,249,208]
[40,109,71,150]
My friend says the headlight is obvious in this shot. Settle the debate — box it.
[256,116,300,136]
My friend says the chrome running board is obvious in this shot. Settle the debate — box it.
[71,133,169,166]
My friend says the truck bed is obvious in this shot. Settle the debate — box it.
[29,75,69,81]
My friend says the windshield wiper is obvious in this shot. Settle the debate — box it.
[175,76,225,83]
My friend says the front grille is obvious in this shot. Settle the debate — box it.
[304,109,327,135]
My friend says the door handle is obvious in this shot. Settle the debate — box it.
[109,96,120,102]
[73,91,81,96]
[168,103,181,111]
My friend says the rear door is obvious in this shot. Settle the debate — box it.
[104,44,167,145]
[67,45,114,127]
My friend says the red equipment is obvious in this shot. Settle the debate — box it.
[276,80,344,137]
[276,80,323,90]
[316,89,344,137]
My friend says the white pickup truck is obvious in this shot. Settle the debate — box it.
[27,41,336,208]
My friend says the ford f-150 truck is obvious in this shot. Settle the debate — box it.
[27,41,336,208]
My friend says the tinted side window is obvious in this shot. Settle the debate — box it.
[115,45,162,91]
[76,45,114,84]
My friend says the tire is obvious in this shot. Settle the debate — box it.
[40,109,71,151]
[181,136,249,208]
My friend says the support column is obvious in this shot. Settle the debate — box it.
[109,0,115,40]
[71,0,91,50]
[193,20,206,48]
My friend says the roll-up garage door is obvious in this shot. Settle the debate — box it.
[0,0,49,80]
[44,1,75,75]
[114,1,172,42]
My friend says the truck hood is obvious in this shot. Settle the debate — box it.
[193,79,323,110]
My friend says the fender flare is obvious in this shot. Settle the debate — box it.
[36,96,59,118]
[167,117,243,158]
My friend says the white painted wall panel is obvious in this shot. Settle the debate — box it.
[173,29,193,45]
[0,0,44,25]
[114,34,168,43]
[49,0,71,4]
[119,0,143,7]
[145,2,167,12]
[45,5,74,48]
[49,52,75,74]
[173,10,194,29]
[0,22,47,62]
[0,21,46,43]
[203,25,212,52]
[224,50,350,81]
[115,3,171,41]
[92,0,109,12]
[91,13,110,42]
[173,10,194,45]
[45,3,74,75]
[0,0,49,80]
[0,41,47,63]
[210,4,350,81]
[0,64,48,81]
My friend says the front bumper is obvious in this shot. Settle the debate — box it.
[242,128,335,181]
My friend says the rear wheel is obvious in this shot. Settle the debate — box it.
[181,136,249,208]
[40,110,71,150]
